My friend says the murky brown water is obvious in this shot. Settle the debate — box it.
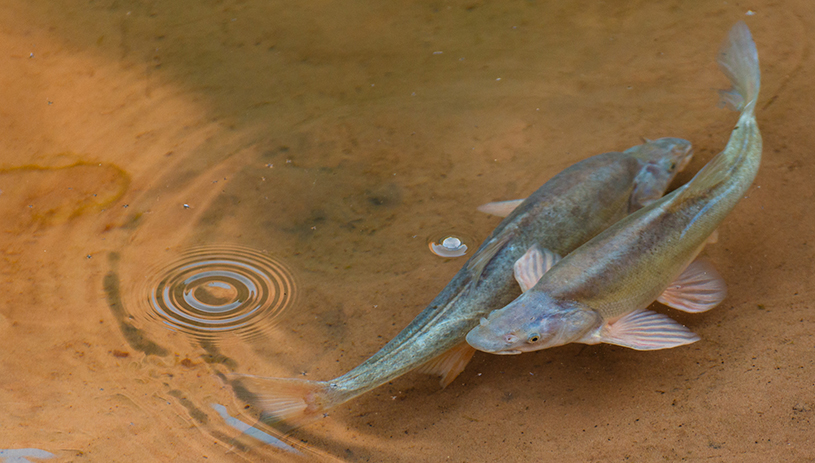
[1,1,813,462]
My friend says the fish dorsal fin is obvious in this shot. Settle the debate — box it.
[466,233,512,281]
[657,260,727,313]
[597,309,700,350]
[676,150,736,201]
[513,245,561,292]
[415,342,477,388]
[476,199,525,217]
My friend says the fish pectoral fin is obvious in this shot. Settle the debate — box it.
[415,342,477,388]
[513,245,561,292]
[598,309,700,350]
[476,199,525,217]
[657,259,727,313]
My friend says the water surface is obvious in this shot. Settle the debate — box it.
[1,1,814,461]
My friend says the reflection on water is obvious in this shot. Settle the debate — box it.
[139,245,297,342]
[0,449,54,463]
[0,0,810,462]
[210,404,302,455]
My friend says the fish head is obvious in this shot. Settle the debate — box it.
[625,137,694,210]
[466,292,599,354]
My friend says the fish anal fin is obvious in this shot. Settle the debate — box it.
[416,342,476,388]
[513,245,561,292]
[657,259,727,313]
[599,309,700,350]
[477,199,525,217]
[707,229,719,244]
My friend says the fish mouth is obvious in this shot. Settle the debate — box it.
[491,349,522,355]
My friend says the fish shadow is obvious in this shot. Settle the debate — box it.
[342,308,720,445]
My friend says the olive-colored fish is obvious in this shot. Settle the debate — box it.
[237,141,693,428]
[467,22,760,355]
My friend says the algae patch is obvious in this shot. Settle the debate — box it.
[0,159,129,231]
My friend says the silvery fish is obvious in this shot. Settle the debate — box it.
[467,22,760,355]
[237,139,693,427]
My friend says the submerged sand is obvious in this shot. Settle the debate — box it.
[0,1,813,461]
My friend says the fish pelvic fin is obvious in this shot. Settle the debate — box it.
[416,341,477,388]
[657,259,727,313]
[477,199,525,217]
[230,375,332,430]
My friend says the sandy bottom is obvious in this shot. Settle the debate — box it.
[0,1,813,462]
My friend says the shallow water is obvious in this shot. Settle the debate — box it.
[1,1,814,461]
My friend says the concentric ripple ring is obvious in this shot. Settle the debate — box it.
[146,246,297,340]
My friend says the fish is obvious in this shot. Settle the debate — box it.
[236,140,694,428]
[466,21,760,355]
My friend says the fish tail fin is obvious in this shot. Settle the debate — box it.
[230,375,334,429]
[717,21,760,117]
[676,22,761,199]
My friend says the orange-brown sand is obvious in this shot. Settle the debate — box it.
[0,1,813,461]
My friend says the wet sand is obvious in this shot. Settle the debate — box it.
[0,1,813,461]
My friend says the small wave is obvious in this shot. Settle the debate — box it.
[142,245,296,341]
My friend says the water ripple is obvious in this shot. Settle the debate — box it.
[143,246,297,341]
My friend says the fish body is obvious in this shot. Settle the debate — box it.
[240,136,692,426]
[467,22,761,355]
[239,141,693,426]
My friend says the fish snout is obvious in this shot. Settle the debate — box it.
[466,324,519,354]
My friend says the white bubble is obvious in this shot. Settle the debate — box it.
[429,236,468,257]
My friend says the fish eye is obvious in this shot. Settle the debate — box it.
[669,161,677,171]
[527,333,540,343]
